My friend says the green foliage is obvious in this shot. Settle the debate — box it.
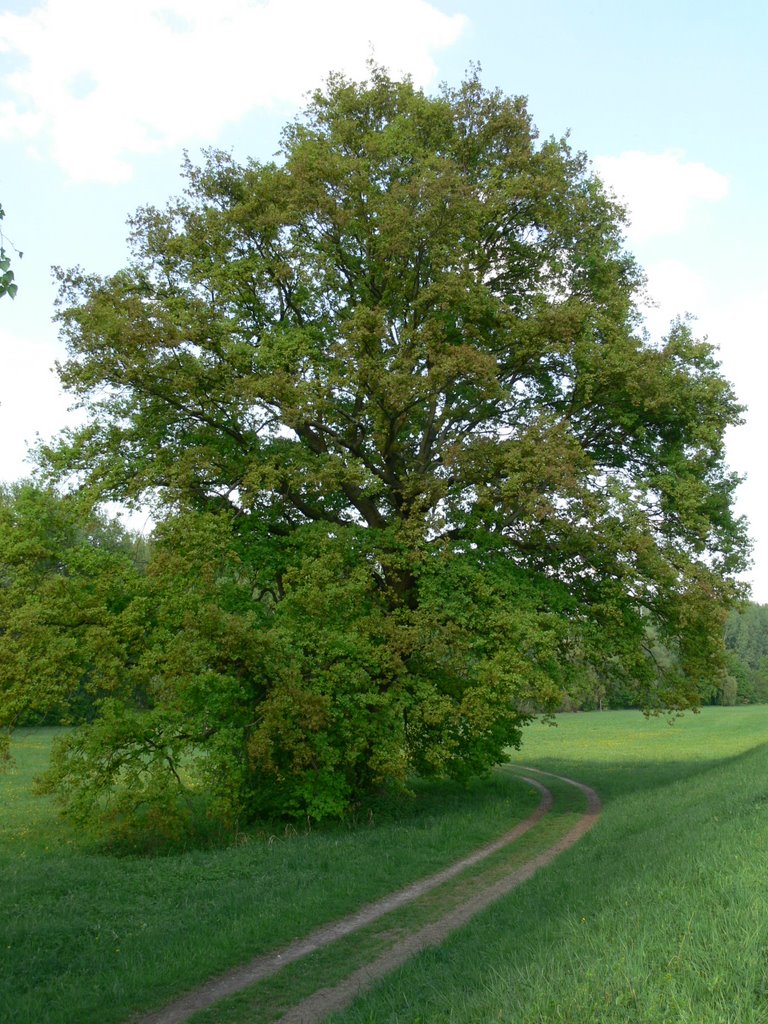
[722,601,768,703]
[0,203,20,299]
[34,508,269,836]
[30,66,748,829]
[35,704,204,850]
[0,483,146,767]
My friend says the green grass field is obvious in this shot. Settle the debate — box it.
[3,708,768,1024]
[0,728,541,1024]
[330,706,768,1024]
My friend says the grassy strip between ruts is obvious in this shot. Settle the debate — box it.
[2,729,541,1024]
[326,706,768,1024]
[181,772,585,1024]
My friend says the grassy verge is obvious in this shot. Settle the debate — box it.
[328,706,768,1024]
[1,728,539,1024]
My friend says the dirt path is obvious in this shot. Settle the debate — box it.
[277,768,601,1023]
[137,769,599,1024]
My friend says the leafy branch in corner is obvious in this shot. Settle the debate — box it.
[0,203,22,300]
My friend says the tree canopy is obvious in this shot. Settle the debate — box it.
[29,67,748,828]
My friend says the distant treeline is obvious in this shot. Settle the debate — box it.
[722,602,768,704]
[558,602,768,711]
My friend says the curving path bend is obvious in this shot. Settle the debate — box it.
[278,768,601,1023]
[137,768,600,1024]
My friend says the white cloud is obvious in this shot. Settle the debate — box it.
[0,0,468,183]
[0,328,79,482]
[594,150,729,243]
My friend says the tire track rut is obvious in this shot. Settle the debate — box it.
[136,770,598,1024]
[278,769,600,1023]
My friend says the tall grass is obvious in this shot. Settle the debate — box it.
[330,706,768,1024]
[0,728,538,1024]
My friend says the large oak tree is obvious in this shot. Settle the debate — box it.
[39,68,748,823]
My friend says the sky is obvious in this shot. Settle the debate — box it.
[1,0,767,598]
